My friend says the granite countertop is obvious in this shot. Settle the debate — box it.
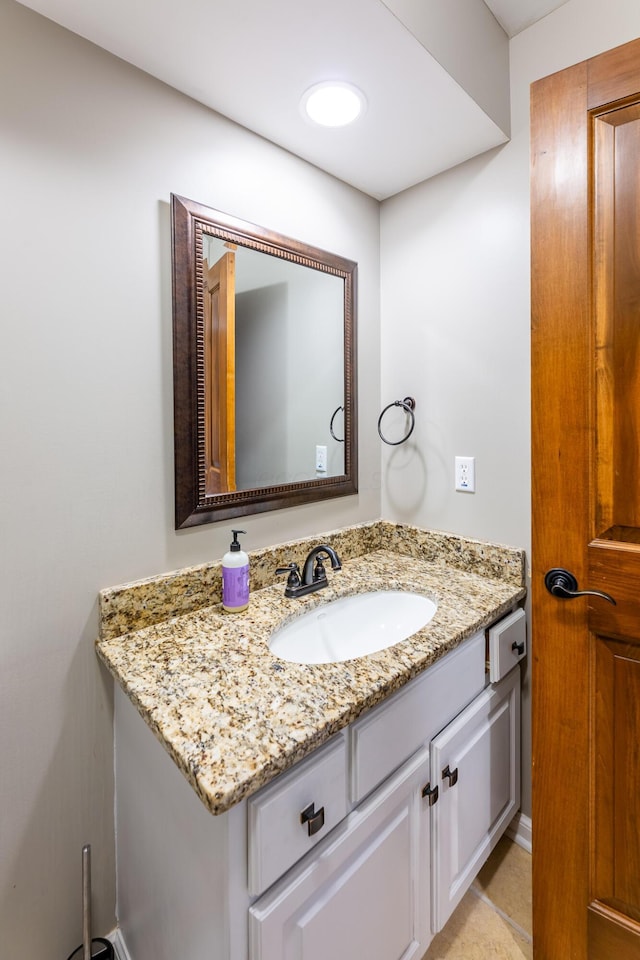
[96,522,526,816]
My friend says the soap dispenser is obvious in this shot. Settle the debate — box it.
[222,529,250,613]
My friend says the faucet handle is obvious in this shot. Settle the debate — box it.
[312,557,328,584]
[276,562,302,589]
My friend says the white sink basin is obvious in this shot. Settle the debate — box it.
[268,590,437,665]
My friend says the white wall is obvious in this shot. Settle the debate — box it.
[0,1,380,955]
[380,0,640,821]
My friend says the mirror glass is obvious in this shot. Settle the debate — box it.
[171,195,358,528]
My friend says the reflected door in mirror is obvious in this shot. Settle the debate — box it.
[204,250,236,494]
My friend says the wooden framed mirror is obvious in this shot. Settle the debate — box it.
[171,194,358,528]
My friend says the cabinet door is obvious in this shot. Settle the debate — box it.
[249,745,432,960]
[431,667,521,932]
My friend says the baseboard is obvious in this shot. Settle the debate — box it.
[108,928,132,960]
[506,811,532,854]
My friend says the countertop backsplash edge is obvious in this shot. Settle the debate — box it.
[99,520,526,641]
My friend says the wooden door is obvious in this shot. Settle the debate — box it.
[203,251,236,493]
[531,37,640,960]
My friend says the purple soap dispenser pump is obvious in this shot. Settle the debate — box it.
[222,529,250,613]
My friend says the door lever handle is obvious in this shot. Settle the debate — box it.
[544,568,616,605]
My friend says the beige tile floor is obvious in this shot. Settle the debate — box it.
[422,837,533,960]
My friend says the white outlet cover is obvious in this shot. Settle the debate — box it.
[455,456,475,493]
[315,444,328,473]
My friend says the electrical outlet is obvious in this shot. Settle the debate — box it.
[455,456,475,493]
[316,445,328,473]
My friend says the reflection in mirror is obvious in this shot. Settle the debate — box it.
[204,237,345,491]
[171,195,358,528]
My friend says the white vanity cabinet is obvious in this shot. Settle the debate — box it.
[249,745,431,960]
[113,622,522,960]
[246,628,521,960]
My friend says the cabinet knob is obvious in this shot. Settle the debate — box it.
[442,765,459,787]
[300,802,325,837]
[421,782,439,806]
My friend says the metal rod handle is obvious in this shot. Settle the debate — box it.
[544,568,616,605]
[82,845,92,960]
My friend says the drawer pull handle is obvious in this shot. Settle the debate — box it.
[300,802,325,837]
[421,782,439,806]
[442,765,459,787]
[512,640,525,655]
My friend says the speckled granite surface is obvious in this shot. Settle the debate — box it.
[99,521,524,640]
[97,522,526,816]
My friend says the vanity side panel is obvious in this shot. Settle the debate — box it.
[115,688,247,960]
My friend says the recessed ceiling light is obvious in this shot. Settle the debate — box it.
[301,82,366,127]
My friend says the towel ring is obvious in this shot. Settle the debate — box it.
[378,397,416,446]
[330,405,344,442]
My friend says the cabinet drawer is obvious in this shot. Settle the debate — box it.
[248,733,348,896]
[488,608,526,682]
[350,631,486,803]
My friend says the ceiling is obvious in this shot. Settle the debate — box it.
[484,0,569,36]
[16,0,569,200]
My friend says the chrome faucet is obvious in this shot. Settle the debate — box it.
[276,544,342,598]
